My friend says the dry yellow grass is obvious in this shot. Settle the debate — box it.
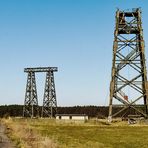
[2,118,58,148]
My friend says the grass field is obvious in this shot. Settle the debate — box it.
[3,118,148,148]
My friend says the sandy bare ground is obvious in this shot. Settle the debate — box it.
[0,122,16,148]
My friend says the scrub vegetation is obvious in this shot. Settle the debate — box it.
[2,118,148,148]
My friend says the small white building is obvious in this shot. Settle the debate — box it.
[56,114,88,121]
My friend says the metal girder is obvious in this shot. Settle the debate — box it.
[24,67,58,73]
[108,8,148,122]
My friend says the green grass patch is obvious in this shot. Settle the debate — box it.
[4,118,148,148]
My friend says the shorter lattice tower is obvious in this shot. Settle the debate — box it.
[23,67,58,118]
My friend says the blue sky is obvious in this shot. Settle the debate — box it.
[0,0,148,106]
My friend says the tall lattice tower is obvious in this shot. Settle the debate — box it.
[108,8,148,121]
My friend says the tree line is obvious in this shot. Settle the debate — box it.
[0,105,108,118]
[0,105,143,118]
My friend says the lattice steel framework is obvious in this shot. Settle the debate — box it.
[23,67,58,118]
[108,8,148,121]
[42,71,57,117]
[23,72,39,117]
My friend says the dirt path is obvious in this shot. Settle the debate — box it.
[0,122,16,148]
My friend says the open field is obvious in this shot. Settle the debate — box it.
[2,118,148,148]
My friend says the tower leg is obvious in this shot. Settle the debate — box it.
[42,71,57,118]
[23,72,39,118]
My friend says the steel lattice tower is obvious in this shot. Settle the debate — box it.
[42,71,57,117]
[23,72,39,118]
[108,8,148,121]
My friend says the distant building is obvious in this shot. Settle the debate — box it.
[56,114,88,121]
